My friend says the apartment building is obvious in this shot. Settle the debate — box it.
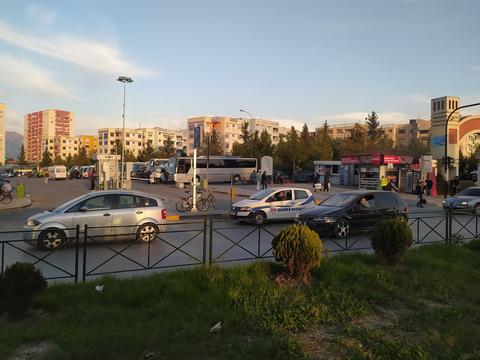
[98,128,144,157]
[187,116,244,154]
[0,104,5,165]
[51,136,79,160]
[79,135,99,158]
[316,120,431,146]
[139,127,187,152]
[24,110,75,163]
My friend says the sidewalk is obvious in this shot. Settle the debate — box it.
[0,196,32,210]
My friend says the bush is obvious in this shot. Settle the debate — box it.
[465,238,480,251]
[371,218,413,265]
[271,224,323,283]
[0,262,47,317]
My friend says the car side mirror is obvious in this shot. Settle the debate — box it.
[80,205,88,212]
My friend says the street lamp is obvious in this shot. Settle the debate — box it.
[239,109,253,120]
[443,102,480,198]
[117,76,133,189]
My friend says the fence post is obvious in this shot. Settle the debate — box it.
[208,217,213,265]
[203,217,208,265]
[257,224,261,257]
[1,241,4,278]
[82,224,88,282]
[74,225,80,283]
[445,209,452,244]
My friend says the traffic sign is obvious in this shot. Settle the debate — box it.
[194,126,201,148]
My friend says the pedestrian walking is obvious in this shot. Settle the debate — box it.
[256,170,261,191]
[261,170,267,190]
[416,180,425,208]
[89,168,96,191]
[425,177,433,196]
[386,179,399,192]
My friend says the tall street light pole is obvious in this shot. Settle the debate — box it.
[443,102,480,198]
[117,76,133,189]
[239,109,254,158]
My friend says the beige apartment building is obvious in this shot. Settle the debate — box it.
[98,127,186,157]
[0,104,5,165]
[24,109,75,163]
[187,116,292,154]
[51,136,79,160]
[316,119,431,147]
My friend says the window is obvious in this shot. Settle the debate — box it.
[268,190,292,202]
[441,100,444,110]
[116,195,137,209]
[67,195,113,212]
[374,193,394,209]
[355,194,375,209]
[294,190,309,200]
[448,100,451,109]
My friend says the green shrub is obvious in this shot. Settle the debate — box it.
[465,238,480,251]
[271,224,323,282]
[371,218,413,265]
[0,262,47,317]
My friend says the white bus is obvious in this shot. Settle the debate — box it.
[171,156,257,184]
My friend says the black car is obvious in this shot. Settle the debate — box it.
[298,190,408,238]
[294,170,314,183]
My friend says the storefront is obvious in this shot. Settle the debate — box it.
[313,161,342,185]
[340,153,414,190]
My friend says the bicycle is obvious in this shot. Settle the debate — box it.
[0,188,14,204]
[200,187,216,210]
[175,190,210,212]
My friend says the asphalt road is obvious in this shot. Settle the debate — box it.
[0,178,477,282]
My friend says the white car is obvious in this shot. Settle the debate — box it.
[230,187,316,225]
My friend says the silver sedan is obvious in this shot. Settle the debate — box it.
[24,190,167,250]
[442,187,480,214]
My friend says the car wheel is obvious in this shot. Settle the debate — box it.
[474,204,480,215]
[38,228,66,250]
[137,223,159,242]
[334,219,350,239]
[252,211,266,226]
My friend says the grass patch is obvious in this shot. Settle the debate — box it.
[1,244,480,359]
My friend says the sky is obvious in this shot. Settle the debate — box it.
[0,0,479,134]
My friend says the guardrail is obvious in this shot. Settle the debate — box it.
[0,210,478,282]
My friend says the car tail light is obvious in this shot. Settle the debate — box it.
[161,208,167,220]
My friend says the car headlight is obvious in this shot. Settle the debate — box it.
[313,216,336,223]
[461,201,468,206]
[239,207,251,212]
[25,219,41,227]
[442,200,446,205]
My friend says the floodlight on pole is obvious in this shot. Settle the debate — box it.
[117,76,133,189]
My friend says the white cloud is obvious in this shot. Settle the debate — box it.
[5,108,24,133]
[0,21,155,78]
[469,65,480,72]
[26,4,57,25]
[0,53,76,99]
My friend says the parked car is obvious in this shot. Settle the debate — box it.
[273,169,289,184]
[24,190,167,250]
[442,187,480,214]
[48,165,67,180]
[297,190,408,238]
[294,170,314,183]
[231,187,316,225]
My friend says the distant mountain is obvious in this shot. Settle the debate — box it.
[6,131,23,159]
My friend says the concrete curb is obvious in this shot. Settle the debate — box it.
[0,197,32,210]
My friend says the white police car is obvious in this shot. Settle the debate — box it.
[230,187,316,225]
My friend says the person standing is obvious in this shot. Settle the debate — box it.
[380,176,388,190]
[261,170,267,190]
[256,170,261,191]
[323,169,330,192]
[416,180,425,208]
[425,177,433,196]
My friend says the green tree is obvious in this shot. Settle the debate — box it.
[140,142,156,161]
[39,148,53,167]
[76,146,89,165]
[200,129,224,156]
[365,111,384,148]
[17,145,27,165]
[232,121,253,157]
[163,136,176,156]
[315,121,333,160]
[65,154,74,168]
[53,155,64,165]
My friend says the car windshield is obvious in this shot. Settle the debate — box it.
[458,188,480,197]
[320,193,358,207]
[249,189,276,200]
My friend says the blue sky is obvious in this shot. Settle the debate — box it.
[0,0,479,134]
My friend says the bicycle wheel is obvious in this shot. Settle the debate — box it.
[1,194,12,204]
[175,198,190,212]
[197,198,210,211]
